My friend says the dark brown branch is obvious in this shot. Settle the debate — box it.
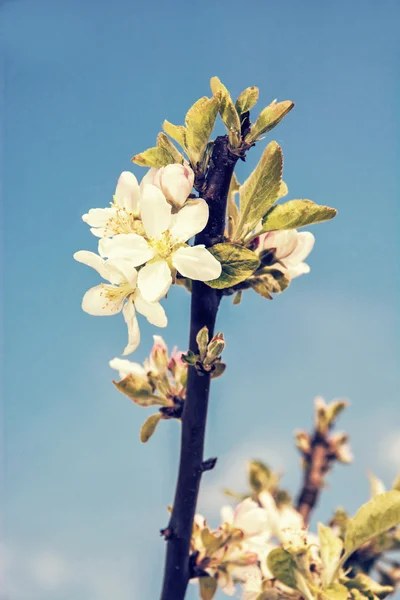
[296,431,332,525]
[159,137,239,600]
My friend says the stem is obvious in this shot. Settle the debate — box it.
[159,137,239,600]
[296,431,331,525]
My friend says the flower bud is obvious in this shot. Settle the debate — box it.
[150,335,169,374]
[196,326,209,360]
[154,163,194,208]
[168,349,188,387]
[295,431,311,455]
[204,333,225,366]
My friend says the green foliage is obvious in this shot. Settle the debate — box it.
[140,413,162,443]
[210,76,241,147]
[206,243,260,289]
[227,172,241,238]
[248,461,273,493]
[267,548,298,590]
[245,100,294,144]
[113,375,167,406]
[131,146,176,168]
[344,491,400,558]
[156,132,184,164]
[318,523,344,586]
[262,199,337,232]
[162,120,187,149]
[250,268,291,299]
[344,574,394,599]
[199,576,218,600]
[236,141,283,238]
[185,95,220,167]
[235,86,259,115]
[323,583,350,600]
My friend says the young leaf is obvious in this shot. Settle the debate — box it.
[113,376,167,406]
[140,413,162,443]
[185,95,220,166]
[267,548,298,590]
[279,180,289,198]
[262,199,337,232]
[157,132,184,164]
[322,583,349,600]
[248,460,272,493]
[227,172,241,238]
[233,291,242,305]
[318,523,344,586]
[235,86,259,115]
[251,268,291,298]
[199,576,218,600]
[132,146,175,168]
[344,490,400,557]
[162,120,187,149]
[344,573,394,598]
[245,100,294,144]
[205,243,260,289]
[236,141,283,238]
[210,76,241,147]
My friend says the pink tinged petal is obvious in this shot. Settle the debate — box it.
[159,163,194,208]
[169,199,209,242]
[98,233,154,266]
[137,259,172,302]
[82,207,116,227]
[81,285,124,316]
[140,184,172,238]
[122,298,140,355]
[109,357,147,379]
[283,231,315,266]
[114,171,140,213]
[105,258,138,288]
[134,290,167,328]
[172,245,221,281]
[140,167,157,190]
[73,250,116,282]
[262,230,297,258]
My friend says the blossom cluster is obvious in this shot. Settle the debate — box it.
[74,164,221,355]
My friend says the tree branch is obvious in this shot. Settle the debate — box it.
[159,136,239,600]
[296,431,331,525]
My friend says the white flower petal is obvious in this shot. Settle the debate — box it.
[283,231,315,266]
[81,285,124,316]
[140,185,172,238]
[172,245,221,281]
[169,199,209,242]
[122,298,140,355]
[74,250,114,282]
[158,163,194,208]
[115,171,140,213]
[137,259,172,302]
[82,207,116,227]
[109,357,147,379]
[262,230,297,258]
[134,290,167,327]
[106,258,138,287]
[90,227,107,238]
[140,167,157,190]
[98,233,154,266]
[221,505,235,525]
[286,262,310,278]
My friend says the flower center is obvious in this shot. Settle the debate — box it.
[148,231,176,260]
[105,206,144,236]
[100,283,132,309]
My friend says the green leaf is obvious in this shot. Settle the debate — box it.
[322,583,349,600]
[318,523,344,586]
[227,172,241,238]
[393,474,400,491]
[233,290,242,305]
[210,76,241,147]
[248,461,272,493]
[267,548,298,590]
[262,200,337,231]
[199,576,218,600]
[245,100,294,144]
[131,146,175,168]
[156,132,184,164]
[140,413,162,443]
[185,95,220,166]
[279,180,289,198]
[235,86,259,114]
[344,491,400,557]
[162,120,187,149]
[205,243,260,289]
[113,375,167,406]
[201,527,223,554]
[345,574,394,599]
[251,269,291,298]
[236,141,283,238]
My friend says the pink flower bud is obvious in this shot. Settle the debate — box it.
[150,335,169,373]
[154,163,194,208]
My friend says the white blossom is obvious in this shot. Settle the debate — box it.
[82,171,142,238]
[141,163,195,208]
[98,184,221,302]
[259,229,315,278]
[74,250,166,355]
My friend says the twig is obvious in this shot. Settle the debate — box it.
[159,136,239,600]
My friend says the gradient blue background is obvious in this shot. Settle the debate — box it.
[1,0,399,598]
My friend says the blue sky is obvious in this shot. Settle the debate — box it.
[1,0,399,598]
